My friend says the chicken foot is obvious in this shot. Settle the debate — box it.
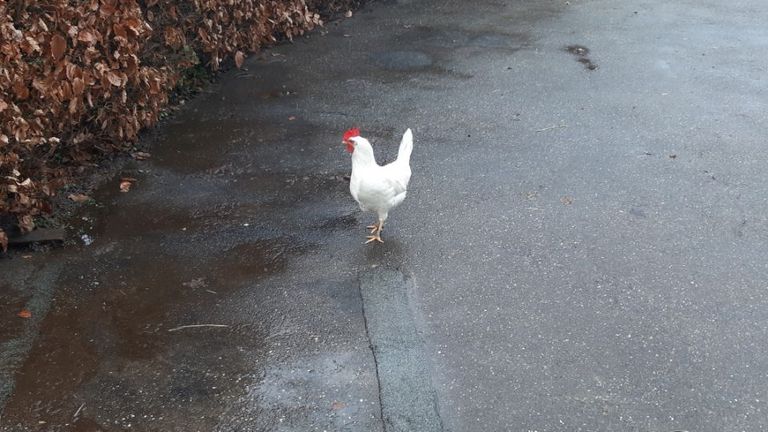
[365,221,384,244]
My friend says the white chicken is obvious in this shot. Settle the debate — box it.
[342,127,413,244]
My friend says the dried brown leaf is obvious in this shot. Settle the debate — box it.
[0,230,7,253]
[51,33,67,60]
[101,0,117,16]
[182,278,207,289]
[68,193,91,203]
[123,18,143,35]
[235,51,245,69]
[107,71,123,87]
[72,77,85,96]
[119,177,137,193]
[77,30,94,44]
[17,309,32,319]
[19,215,35,233]
[13,81,30,100]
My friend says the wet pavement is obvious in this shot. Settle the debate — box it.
[2,0,768,430]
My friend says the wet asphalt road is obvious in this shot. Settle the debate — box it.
[2,0,768,430]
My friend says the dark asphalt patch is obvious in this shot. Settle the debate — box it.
[359,268,442,432]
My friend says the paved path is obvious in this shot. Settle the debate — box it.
[2,0,767,430]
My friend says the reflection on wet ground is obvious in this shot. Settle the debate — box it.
[0,81,366,430]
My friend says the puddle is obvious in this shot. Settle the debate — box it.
[0,233,292,428]
[578,57,598,70]
[0,167,316,428]
[150,117,258,174]
[566,44,590,56]
[0,283,26,343]
[318,213,358,230]
[398,26,529,51]
[209,238,301,288]
[375,26,529,78]
[258,88,294,99]
[222,350,380,431]
[565,44,598,71]
[470,33,527,49]
[370,50,434,71]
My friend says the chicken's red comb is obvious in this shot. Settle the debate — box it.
[343,127,361,141]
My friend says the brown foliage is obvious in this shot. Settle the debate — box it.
[0,0,323,232]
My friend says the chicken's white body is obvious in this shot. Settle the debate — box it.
[348,129,413,242]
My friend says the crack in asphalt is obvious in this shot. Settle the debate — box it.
[358,268,443,432]
[358,271,388,432]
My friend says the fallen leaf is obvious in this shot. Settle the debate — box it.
[331,401,346,411]
[78,30,97,44]
[72,78,85,96]
[0,230,7,253]
[123,18,143,36]
[13,81,30,100]
[18,309,32,319]
[131,151,151,160]
[235,51,245,68]
[119,177,136,193]
[182,278,207,289]
[50,33,67,60]
[19,215,35,233]
[560,196,574,205]
[68,193,91,203]
[106,71,123,87]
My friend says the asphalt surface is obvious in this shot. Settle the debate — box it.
[2,0,768,430]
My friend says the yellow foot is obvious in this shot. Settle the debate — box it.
[366,223,382,234]
[365,235,384,244]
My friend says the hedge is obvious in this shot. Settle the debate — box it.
[0,0,353,248]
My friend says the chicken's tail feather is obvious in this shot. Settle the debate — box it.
[396,128,413,164]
